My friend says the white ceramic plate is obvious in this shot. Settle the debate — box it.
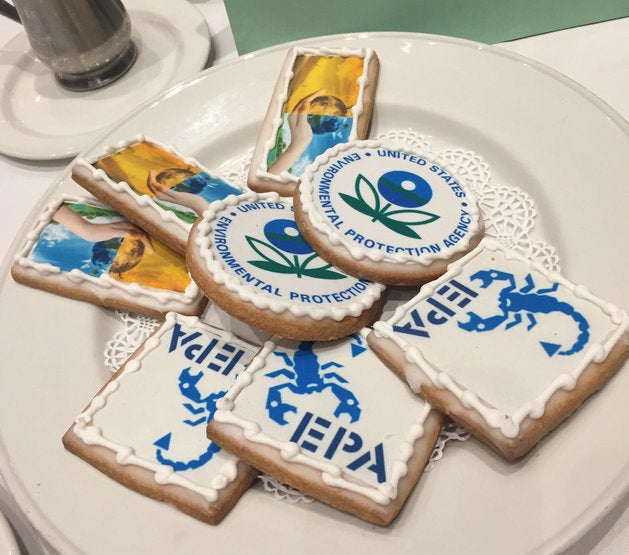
[0,0,211,161]
[0,33,627,555]
[0,511,21,555]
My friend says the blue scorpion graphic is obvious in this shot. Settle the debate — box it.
[265,340,361,425]
[154,367,223,471]
[457,269,589,356]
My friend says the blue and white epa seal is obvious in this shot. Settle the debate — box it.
[339,169,440,239]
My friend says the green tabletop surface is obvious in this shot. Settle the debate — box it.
[224,0,628,54]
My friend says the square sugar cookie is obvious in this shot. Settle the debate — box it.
[207,329,443,526]
[63,313,259,524]
[368,238,628,459]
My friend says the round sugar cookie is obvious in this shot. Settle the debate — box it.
[187,192,385,340]
[294,140,484,285]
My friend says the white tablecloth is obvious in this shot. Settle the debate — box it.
[0,3,626,552]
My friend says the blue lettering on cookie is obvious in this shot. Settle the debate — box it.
[393,278,479,338]
[343,227,442,255]
[289,411,386,483]
[288,280,369,304]
[442,208,473,247]
[168,323,248,375]
[318,152,362,187]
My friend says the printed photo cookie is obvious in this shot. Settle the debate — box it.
[11,195,206,318]
[63,313,259,525]
[248,47,379,196]
[72,137,241,254]
[294,141,484,285]
[187,191,385,340]
[206,329,443,525]
[368,238,629,459]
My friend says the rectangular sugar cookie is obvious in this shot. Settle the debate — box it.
[247,47,379,196]
[207,329,443,526]
[11,195,206,318]
[368,238,628,459]
[62,313,259,524]
[72,137,242,253]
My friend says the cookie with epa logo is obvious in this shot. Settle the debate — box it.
[186,191,385,340]
[207,329,443,526]
[62,313,259,524]
[368,238,629,459]
[294,140,484,285]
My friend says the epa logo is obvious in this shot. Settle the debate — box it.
[340,170,440,239]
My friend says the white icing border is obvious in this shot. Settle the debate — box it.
[214,329,432,505]
[72,313,247,501]
[14,194,203,309]
[255,47,375,185]
[193,190,385,321]
[73,134,240,232]
[297,139,483,266]
[372,238,628,439]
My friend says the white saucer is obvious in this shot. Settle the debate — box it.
[0,0,211,161]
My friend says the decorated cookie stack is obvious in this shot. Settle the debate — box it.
[10,45,628,528]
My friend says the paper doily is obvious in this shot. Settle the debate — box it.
[103,130,560,504]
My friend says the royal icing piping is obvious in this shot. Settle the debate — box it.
[14,195,202,308]
[255,47,374,184]
[213,329,432,505]
[372,238,628,439]
[73,135,240,231]
[72,313,258,501]
[193,191,385,321]
[297,140,482,265]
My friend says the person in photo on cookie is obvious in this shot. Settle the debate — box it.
[147,167,239,217]
[267,89,350,177]
[48,204,154,276]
